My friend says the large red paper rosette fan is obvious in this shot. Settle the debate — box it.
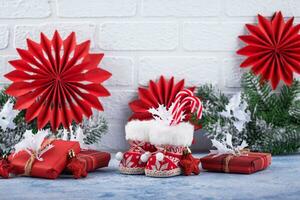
[5,31,111,131]
[129,76,200,128]
[237,11,300,89]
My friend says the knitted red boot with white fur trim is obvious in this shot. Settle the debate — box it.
[145,121,194,177]
[116,120,156,174]
[145,146,186,177]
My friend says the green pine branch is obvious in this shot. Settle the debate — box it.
[241,72,300,154]
[82,114,108,145]
[196,74,300,155]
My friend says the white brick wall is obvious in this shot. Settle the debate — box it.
[0,25,9,49]
[142,0,221,17]
[138,57,220,86]
[14,23,97,48]
[0,0,51,18]
[99,23,178,50]
[58,0,137,17]
[0,0,298,151]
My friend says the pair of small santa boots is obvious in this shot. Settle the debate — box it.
[116,120,196,177]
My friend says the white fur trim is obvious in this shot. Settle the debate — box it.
[149,121,194,146]
[125,120,154,142]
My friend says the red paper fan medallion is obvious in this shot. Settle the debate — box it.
[237,11,300,89]
[129,76,194,122]
[5,31,112,130]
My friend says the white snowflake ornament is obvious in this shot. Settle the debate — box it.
[0,100,20,130]
[209,133,248,157]
[14,129,53,161]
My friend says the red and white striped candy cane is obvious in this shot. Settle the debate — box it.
[172,99,191,124]
[184,96,202,119]
[171,89,194,115]
[171,89,203,125]
[173,96,202,124]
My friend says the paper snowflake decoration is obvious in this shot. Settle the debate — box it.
[61,126,86,149]
[5,31,111,130]
[148,89,203,126]
[14,129,53,161]
[237,11,300,89]
[0,100,20,130]
[148,104,175,125]
[129,76,193,121]
[220,93,250,132]
[209,133,248,157]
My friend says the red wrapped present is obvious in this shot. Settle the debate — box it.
[200,152,271,174]
[10,140,80,179]
[77,150,111,172]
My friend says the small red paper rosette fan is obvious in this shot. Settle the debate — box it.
[237,11,300,89]
[129,76,202,129]
[129,76,189,121]
[5,31,111,130]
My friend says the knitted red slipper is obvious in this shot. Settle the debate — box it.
[117,140,155,174]
[116,120,156,175]
[145,146,185,177]
[145,121,194,177]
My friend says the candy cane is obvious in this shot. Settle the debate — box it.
[185,96,202,119]
[172,93,193,124]
[172,99,192,124]
[176,96,202,120]
[170,89,203,125]
[174,89,194,104]
[193,97,203,119]
[172,89,194,115]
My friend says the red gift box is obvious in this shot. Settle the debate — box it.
[10,140,80,179]
[77,150,110,172]
[200,152,271,174]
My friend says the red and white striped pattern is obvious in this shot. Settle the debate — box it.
[171,89,203,125]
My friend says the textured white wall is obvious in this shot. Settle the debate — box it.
[1,0,300,152]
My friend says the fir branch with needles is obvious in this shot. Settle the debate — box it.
[195,73,300,155]
[81,114,108,145]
